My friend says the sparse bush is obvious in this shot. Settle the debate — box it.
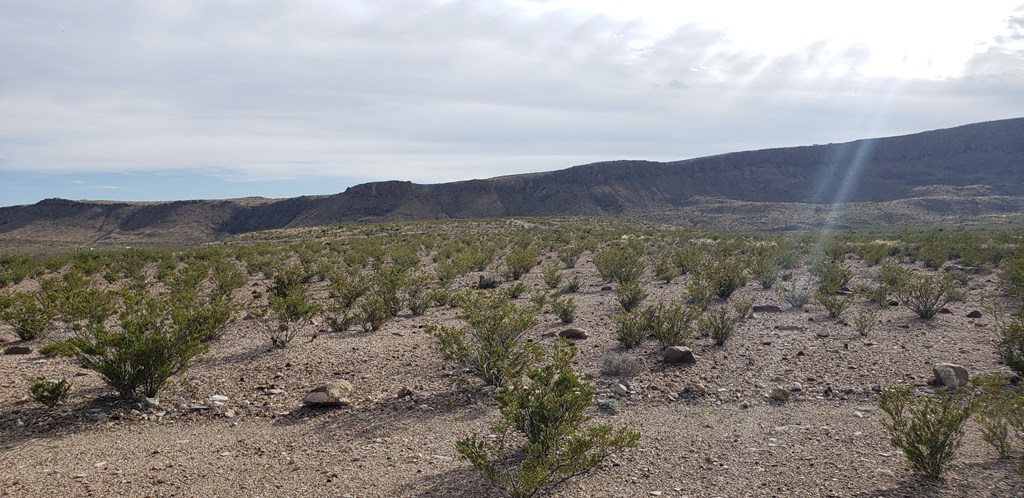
[751,257,780,289]
[650,303,697,348]
[781,282,812,309]
[456,344,639,498]
[559,244,584,269]
[878,386,974,479]
[894,273,965,319]
[502,281,529,299]
[811,258,852,295]
[28,376,72,407]
[705,259,748,300]
[671,246,703,275]
[2,292,55,340]
[617,282,647,313]
[852,307,882,336]
[542,261,563,289]
[653,257,677,283]
[358,294,391,332]
[701,307,736,346]
[856,242,891,266]
[971,374,1023,460]
[68,295,210,399]
[530,290,550,309]
[505,246,540,280]
[856,284,890,307]
[562,276,581,294]
[684,278,715,310]
[600,353,644,380]
[815,291,852,319]
[594,242,645,285]
[253,268,320,346]
[427,293,539,387]
[551,296,576,324]
[876,260,910,290]
[732,298,754,320]
[615,308,653,349]
[992,304,1024,377]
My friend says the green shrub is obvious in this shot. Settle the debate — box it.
[358,294,391,332]
[1000,255,1024,307]
[616,282,647,313]
[170,292,235,343]
[593,242,645,285]
[2,292,54,340]
[502,281,528,299]
[894,273,965,319]
[781,282,812,309]
[971,374,1023,460]
[38,340,78,357]
[811,258,852,294]
[751,257,780,289]
[599,353,644,379]
[993,306,1024,377]
[856,242,891,266]
[855,284,890,308]
[542,261,563,289]
[700,307,736,346]
[427,294,539,387]
[559,245,584,269]
[653,257,677,283]
[28,376,72,407]
[815,291,852,319]
[684,278,715,311]
[253,268,320,347]
[650,303,697,348]
[506,246,540,281]
[878,386,974,478]
[456,344,639,498]
[69,295,210,399]
[705,259,748,299]
[852,307,882,336]
[551,296,576,324]
[876,260,910,289]
[561,276,581,294]
[615,308,653,349]
[671,246,703,275]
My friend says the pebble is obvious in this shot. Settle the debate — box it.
[210,395,229,402]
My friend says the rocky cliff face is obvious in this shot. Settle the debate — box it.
[2,117,1022,247]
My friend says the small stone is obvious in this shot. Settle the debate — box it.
[558,328,589,339]
[303,380,355,407]
[790,382,803,392]
[816,329,830,338]
[224,409,236,419]
[752,305,783,313]
[775,325,802,331]
[601,285,613,291]
[397,387,414,399]
[612,383,630,396]
[932,363,969,389]
[769,387,791,403]
[3,346,32,355]
[683,383,709,397]
[0,332,18,343]
[966,310,983,319]
[209,395,229,403]
[938,308,952,314]
[650,492,663,496]
[265,388,284,395]
[662,346,697,364]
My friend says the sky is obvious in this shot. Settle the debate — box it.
[1,0,1023,207]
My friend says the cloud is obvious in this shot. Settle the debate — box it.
[0,0,1022,194]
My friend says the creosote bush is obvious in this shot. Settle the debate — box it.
[542,261,563,289]
[427,293,539,387]
[456,344,639,498]
[781,281,812,309]
[615,307,653,349]
[28,376,72,407]
[616,281,647,313]
[878,386,974,479]
[506,246,540,281]
[599,352,644,380]
[650,303,697,348]
[852,307,882,336]
[1,292,55,340]
[895,273,965,319]
[971,374,1024,461]
[815,291,852,319]
[68,294,210,399]
[593,242,645,285]
[551,296,576,324]
[700,307,736,346]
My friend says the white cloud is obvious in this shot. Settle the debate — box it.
[0,0,1021,189]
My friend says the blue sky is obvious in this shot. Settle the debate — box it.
[2,0,1022,207]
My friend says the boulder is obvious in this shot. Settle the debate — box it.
[304,380,354,407]
[932,363,969,389]
[662,346,696,364]
[557,328,589,339]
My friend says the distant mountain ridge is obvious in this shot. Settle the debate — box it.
[2,117,1023,247]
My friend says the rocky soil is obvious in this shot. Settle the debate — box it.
[1,252,1022,497]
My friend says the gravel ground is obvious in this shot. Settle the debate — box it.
[2,254,1022,497]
